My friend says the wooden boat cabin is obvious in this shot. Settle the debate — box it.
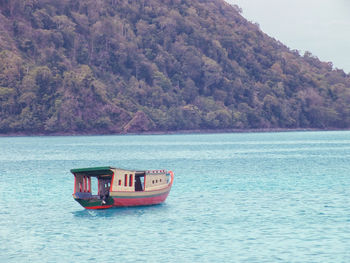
[71,166,174,209]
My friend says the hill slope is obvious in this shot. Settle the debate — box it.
[1,0,350,134]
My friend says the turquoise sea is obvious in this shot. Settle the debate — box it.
[1,131,350,262]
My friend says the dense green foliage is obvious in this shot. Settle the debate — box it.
[0,0,350,134]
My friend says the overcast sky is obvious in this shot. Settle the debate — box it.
[225,0,350,72]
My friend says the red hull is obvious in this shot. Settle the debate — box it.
[112,191,170,207]
[85,205,114,210]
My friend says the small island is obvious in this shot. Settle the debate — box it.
[0,0,349,136]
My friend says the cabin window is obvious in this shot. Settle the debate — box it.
[152,180,154,184]
[118,180,121,186]
[124,174,128,187]
[91,177,98,195]
[129,174,133,187]
[85,176,90,192]
[85,176,88,192]
[83,176,86,192]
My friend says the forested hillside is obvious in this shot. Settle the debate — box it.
[1,0,350,134]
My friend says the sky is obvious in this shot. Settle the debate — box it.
[226,0,350,73]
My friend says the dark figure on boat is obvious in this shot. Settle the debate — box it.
[99,179,110,205]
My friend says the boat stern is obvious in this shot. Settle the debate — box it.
[73,193,114,209]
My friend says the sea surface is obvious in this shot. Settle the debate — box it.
[1,131,350,262]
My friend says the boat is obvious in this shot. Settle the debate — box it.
[71,166,174,209]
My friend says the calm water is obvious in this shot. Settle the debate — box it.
[1,131,350,262]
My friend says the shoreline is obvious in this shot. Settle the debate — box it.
[0,127,349,137]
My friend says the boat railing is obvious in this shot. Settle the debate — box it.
[74,192,92,199]
[74,192,108,200]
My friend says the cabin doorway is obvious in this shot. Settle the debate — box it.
[135,174,145,191]
[98,177,111,201]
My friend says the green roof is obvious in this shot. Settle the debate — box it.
[70,166,115,177]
